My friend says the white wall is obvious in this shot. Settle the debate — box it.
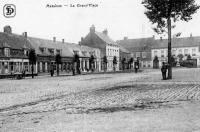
[106,44,120,71]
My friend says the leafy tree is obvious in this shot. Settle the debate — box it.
[89,55,95,72]
[177,54,184,62]
[121,58,126,71]
[142,0,200,79]
[28,49,37,78]
[113,56,118,72]
[171,55,176,67]
[103,56,107,72]
[55,54,62,76]
[187,54,192,60]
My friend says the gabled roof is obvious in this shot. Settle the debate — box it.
[95,31,118,46]
[0,32,33,49]
[153,36,200,49]
[28,37,100,58]
[118,45,130,53]
[28,37,74,57]
[117,37,155,52]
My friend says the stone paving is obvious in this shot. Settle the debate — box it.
[1,68,200,131]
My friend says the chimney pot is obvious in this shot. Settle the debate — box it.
[4,25,12,34]
[103,29,108,35]
[124,37,128,40]
[90,25,95,33]
[190,33,193,37]
[62,39,64,43]
[22,32,27,38]
[53,37,56,42]
[160,37,163,40]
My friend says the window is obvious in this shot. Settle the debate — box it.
[161,50,165,57]
[192,48,196,56]
[56,49,61,55]
[172,49,176,56]
[73,50,79,55]
[40,47,46,54]
[136,52,140,58]
[49,49,55,55]
[154,50,158,57]
[4,48,10,57]
[178,49,182,54]
[184,49,188,55]
[142,52,147,58]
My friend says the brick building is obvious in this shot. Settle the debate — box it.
[0,26,33,75]
[81,25,120,71]
[117,37,155,68]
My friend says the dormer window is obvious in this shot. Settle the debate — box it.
[49,48,54,55]
[56,49,61,55]
[4,48,10,57]
[73,50,79,55]
[40,47,46,54]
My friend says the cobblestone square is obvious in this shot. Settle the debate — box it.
[1,68,200,132]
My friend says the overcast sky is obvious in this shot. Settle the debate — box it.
[0,0,200,43]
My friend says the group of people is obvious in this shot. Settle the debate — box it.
[161,62,169,80]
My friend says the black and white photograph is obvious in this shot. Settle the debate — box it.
[1,0,200,131]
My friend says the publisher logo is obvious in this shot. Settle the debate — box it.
[3,4,16,18]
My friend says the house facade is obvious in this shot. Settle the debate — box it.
[28,36,101,74]
[81,25,120,71]
[0,25,101,76]
[151,36,200,67]
[0,26,33,75]
[117,37,154,68]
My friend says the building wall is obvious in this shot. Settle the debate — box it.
[106,44,119,71]
[152,46,200,67]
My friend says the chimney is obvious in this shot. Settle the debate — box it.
[190,33,193,37]
[81,37,84,42]
[53,37,56,42]
[90,25,95,33]
[78,41,81,46]
[160,37,163,40]
[22,32,27,38]
[62,39,64,43]
[124,37,128,40]
[152,35,155,39]
[102,29,108,35]
[4,25,12,34]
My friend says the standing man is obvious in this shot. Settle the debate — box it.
[134,62,139,73]
[161,62,167,80]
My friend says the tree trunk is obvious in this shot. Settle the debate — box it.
[57,64,59,76]
[167,18,172,79]
[31,63,34,78]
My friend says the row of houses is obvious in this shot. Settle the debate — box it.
[1,24,200,75]
[117,35,200,68]
[0,25,102,75]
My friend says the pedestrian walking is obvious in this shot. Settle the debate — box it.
[50,66,54,77]
[161,62,167,80]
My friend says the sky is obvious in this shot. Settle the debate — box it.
[0,0,200,43]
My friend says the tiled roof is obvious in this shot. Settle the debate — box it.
[118,45,130,53]
[95,31,118,46]
[153,36,200,49]
[0,32,33,49]
[117,37,155,52]
[28,37,100,58]
[28,37,74,57]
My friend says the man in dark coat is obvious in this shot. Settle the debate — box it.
[161,62,167,80]
[134,62,139,73]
